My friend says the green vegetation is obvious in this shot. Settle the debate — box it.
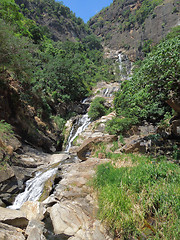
[88,97,108,121]
[106,28,180,135]
[0,120,14,166]
[16,0,90,38]
[90,0,163,32]
[0,0,114,131]
[51,115,65,131]
[93,153,180,239]
[0,120,14,142]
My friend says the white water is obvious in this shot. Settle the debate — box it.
[118,53,132,80]
[65,113,91,152]
[118,53,123,73]
[9,113,90,209]
[9,167,58,209]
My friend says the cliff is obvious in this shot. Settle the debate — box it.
[89,0,179,59]
[15,0,90,42]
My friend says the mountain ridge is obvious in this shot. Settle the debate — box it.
[89,0,179,59]
[15,0,90,42]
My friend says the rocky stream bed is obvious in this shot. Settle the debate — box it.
[0,79,179,240]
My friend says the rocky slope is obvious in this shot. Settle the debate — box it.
[0,71,63,153]
[0,150,114,240]
[15,0,90,42]
[89,0,179,59]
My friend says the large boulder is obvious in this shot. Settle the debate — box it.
[0,165,19,205]
[77,135,118,160]
[0,222,25,240]
[49,153,70,165]
[0,207,28,228]
[49,201,90,236]
[20,201,45,221]
[25,220,46,240]
[120,136,152,154]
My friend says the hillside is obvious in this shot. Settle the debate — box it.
[0,0,180,239]
[15,0,90,41]
[0,0,114,155]
[89,0,179,59]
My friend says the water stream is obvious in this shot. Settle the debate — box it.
[9,167,58,210]
[65,113,91,152]
[9,112,91,210]
[118,53,132,80]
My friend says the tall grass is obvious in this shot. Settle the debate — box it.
[93,154,180,239]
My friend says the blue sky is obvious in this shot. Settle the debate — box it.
[59,0,113,23]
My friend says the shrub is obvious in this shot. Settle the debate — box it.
[0,120,14,141]
[110,33,180,136]
[51,115,65,131]
[105,117,138,135]
[88,97,108,121]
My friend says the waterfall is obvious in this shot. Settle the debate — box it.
[118,53,132,80]
[9,167,58,210]
[118,53,123,73]
[9,111,90,210]
[65,113,91,152]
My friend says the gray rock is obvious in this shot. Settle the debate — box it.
[77,135,118,160]
[0,166,19,205]
[0,207,28,228]
[0,222,25,240]
[49,153,70,166]
[49,202,89,236]
[20,201,45,221]
[26,220,46,240]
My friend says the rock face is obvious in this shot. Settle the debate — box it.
[0,71,63,154]
[0,207,28,228]
[0,222,25,240]
[46,157,113,240]
[89,0,179,59]
[15,0,88,42]
[0,165,19,205]
[77,135,118,160]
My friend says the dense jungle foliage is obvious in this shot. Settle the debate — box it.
[0,0,114,121]
[106,26,180,135]
[15,0,90,41]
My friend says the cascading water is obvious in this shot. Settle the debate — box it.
[9,167,58,209]
[118,53,132,80]
[65,113,91,152]
[9,113,90,210]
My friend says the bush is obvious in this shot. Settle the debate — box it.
[105,117,138,135]
[110,33,180,136]
[0,120,14,141]
[88,97,108,121]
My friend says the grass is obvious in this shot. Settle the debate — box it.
[0,120,14,167]
[92,153,180,239]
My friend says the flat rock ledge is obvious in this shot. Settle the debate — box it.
[0,207,28,229]
[44,157,113,240]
